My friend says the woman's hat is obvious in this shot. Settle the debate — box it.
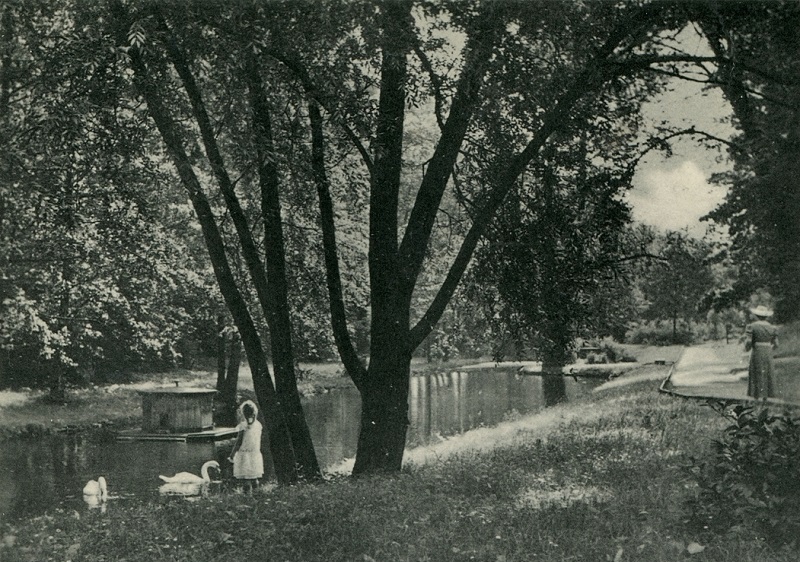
[749,305,773,318]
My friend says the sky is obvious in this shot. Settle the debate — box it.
[426,17,736,239]
[625,33,737,239]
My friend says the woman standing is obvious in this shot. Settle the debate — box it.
[745,305,779,399]
[227,400,264,491]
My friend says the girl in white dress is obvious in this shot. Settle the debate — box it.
[227,400,264,491]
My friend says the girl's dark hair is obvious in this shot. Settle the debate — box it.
[243,403,256,420]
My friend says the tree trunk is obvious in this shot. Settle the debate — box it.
[215,314,226,391]
[541,354,567,407]
[353,355,411,474]
[216,332,240,427]
[542,374,567,407]
[672,314,678,344]
[225,336,240,388]
[246,51,321,481]
[213,317,240,427]
[352,0,413,476]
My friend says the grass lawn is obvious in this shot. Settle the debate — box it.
[1,374,797,562]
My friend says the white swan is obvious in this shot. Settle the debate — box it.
[159,460,220,484]
[158,481,210,497]
[83,476,108,498]
[83,476,108,509]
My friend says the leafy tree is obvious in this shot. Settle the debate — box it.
[98,0,326,482]
[696,1,800,321]
[0,0,212,394]
[639,231,715,343]
[19,0,762,477]
[467,138,653,376]
[291,0,728,472]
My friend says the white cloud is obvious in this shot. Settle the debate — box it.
[627,159,728,237]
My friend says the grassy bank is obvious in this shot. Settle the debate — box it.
[2,375,796,561]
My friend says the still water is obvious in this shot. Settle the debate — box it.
[0,369,600,522]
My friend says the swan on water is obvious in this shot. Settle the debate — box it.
[158,481,204,497]
[83,476,108,498]
[159,460,220,484]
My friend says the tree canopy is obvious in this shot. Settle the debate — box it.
[698,0,800,321]
[2,0,794,478]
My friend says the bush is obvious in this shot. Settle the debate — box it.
[687,401,800,546]
[586,353,606,364]
[625,320,697,345]
[597,337,637,363]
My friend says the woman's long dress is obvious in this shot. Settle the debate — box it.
[746,320,778,399]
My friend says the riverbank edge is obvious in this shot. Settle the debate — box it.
[0,357,648,442]
[2,371,795,562]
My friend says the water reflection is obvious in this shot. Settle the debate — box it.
[0,434,229,521]
[294,369,595,467]
[0,368,598,522]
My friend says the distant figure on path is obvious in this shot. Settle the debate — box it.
[744,305,779,399]
[227,400,264,491]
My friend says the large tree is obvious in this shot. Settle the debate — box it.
[279,0,726,473]
[104,0,323,483]
[31,0,753,477]
[639,231,716,342]
[0,0,211,394]
[697,1,800,321]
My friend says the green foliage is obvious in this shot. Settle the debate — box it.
[688,401,800,546]
[626,320,699,346]
[585,352,607,365]
[701,2,800,322]
[0,0,219,389]
[467,146,645,366]
[597,337,637,363]
[639,231,716,331]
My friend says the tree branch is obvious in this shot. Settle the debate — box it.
[154,11,276,327]
[261,47,374,175]
[397,5,504,304]
[411,42,445,130]
[308,98,368,389]
[409,3,671,349]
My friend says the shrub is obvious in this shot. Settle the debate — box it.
[586,352,606,364]
[625,320,696,345]
[598,337,637,363]
[687,401,800,546]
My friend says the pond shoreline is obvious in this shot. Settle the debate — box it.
[5,366,790,562]
[0,346,682,442]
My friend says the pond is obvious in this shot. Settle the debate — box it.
[0,368,601,522]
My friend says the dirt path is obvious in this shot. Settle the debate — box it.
[662,342,800,405]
